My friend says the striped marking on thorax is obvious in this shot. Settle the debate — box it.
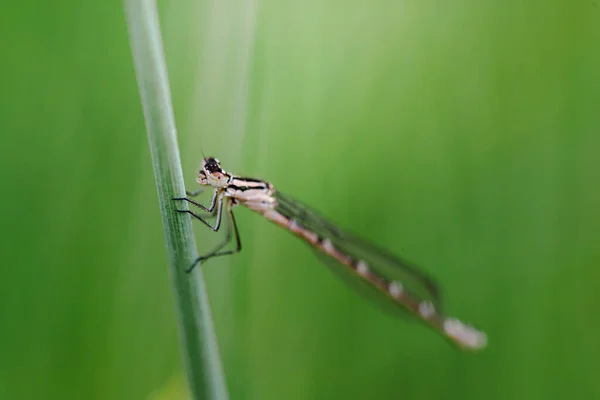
[228,177,272,193]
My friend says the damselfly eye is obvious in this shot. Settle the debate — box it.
[204,161,222,174]
[204,157,219,164]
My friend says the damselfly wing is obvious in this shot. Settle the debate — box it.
[274,190,442,312]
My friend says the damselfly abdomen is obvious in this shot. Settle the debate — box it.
[173,157,487,350]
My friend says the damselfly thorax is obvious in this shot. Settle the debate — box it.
[173,157,487,351]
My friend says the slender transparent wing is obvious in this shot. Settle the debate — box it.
[273,191,443,313]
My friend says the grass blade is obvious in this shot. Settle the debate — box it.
[124,1,229,398]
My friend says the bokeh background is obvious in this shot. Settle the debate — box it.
[1,1,599,399]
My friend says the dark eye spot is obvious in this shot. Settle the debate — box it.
[206,163,221,173]
[203,157,222,173]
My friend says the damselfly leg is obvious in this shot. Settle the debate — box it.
[174,192,242,272]
[187,206,241,272]
[185,188,204,197]
[173,189,219,213]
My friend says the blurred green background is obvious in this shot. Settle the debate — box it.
[1,0,599,399]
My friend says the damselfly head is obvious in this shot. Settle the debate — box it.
[197,157,230,187]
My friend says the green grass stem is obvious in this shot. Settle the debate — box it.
[124,1,229,398]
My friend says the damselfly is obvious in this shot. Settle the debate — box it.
[173,157,487,350]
